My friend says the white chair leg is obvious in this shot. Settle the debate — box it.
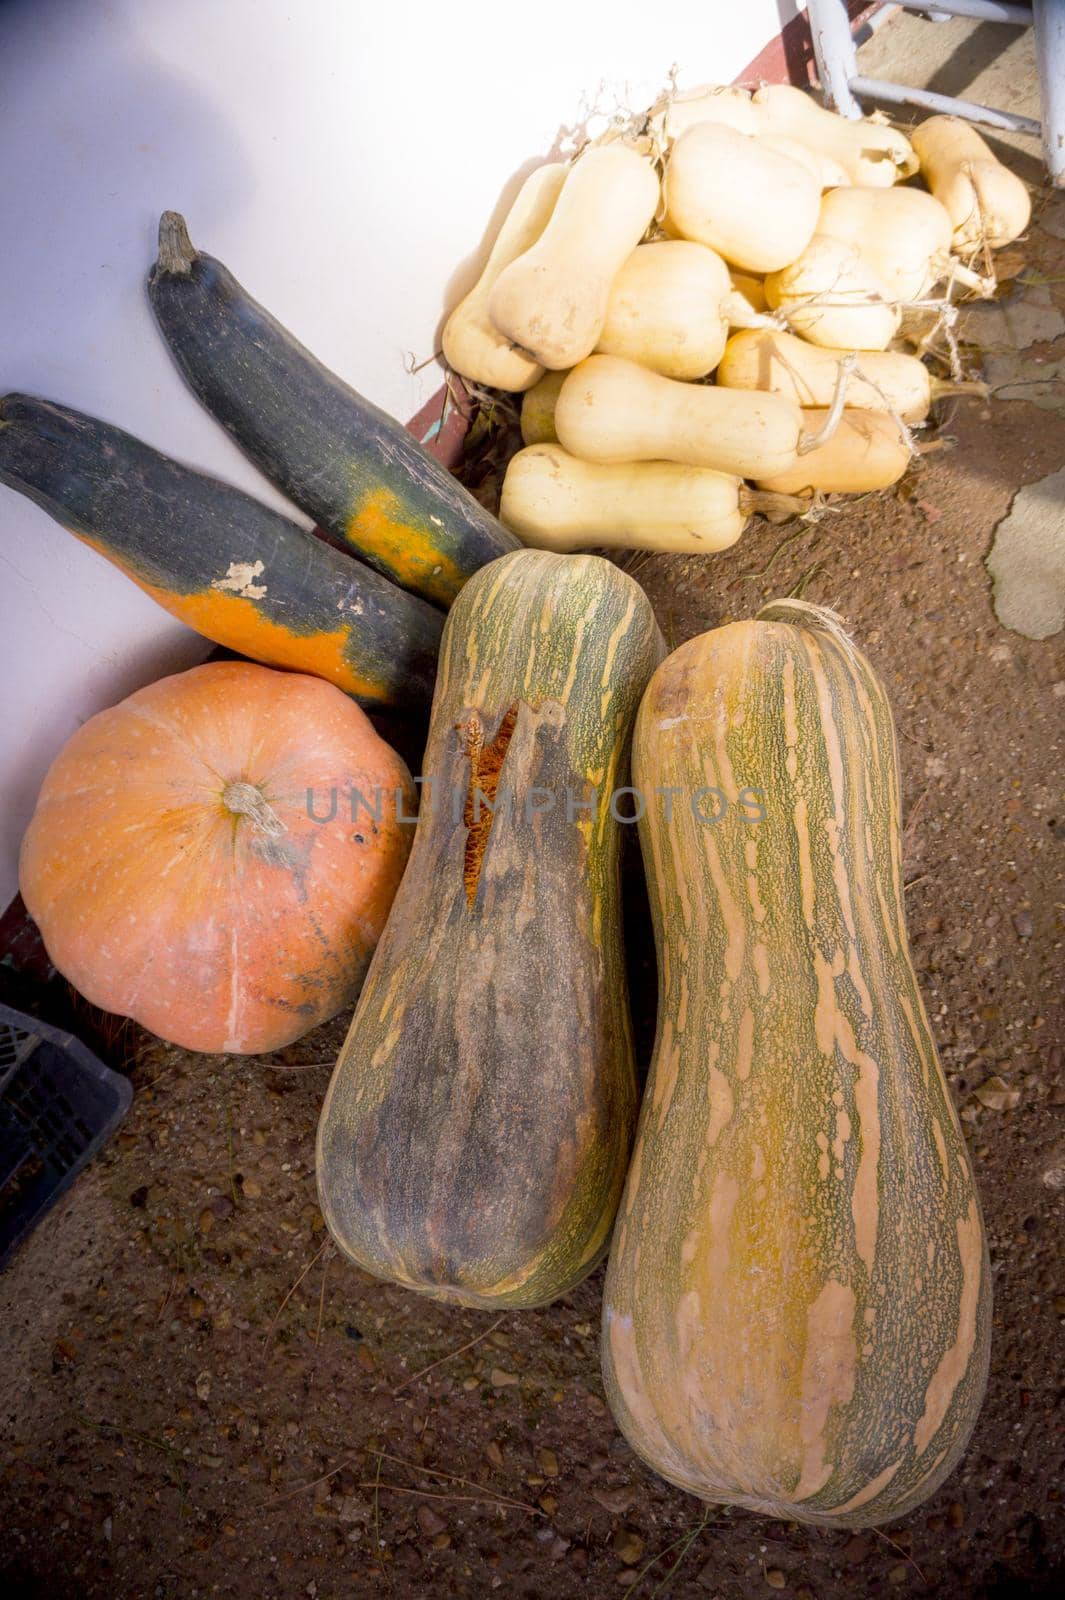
[807,0,863,119]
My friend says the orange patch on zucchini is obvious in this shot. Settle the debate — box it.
[75,532,383,700]
[348,487,466,605]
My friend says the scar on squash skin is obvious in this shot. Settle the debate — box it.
[459,703,519,907]
[212,559,268,599]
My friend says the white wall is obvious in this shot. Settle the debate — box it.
[0,0,795,901]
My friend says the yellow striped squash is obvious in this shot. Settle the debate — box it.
[602,601,991,1527]
[317,548,663,1308]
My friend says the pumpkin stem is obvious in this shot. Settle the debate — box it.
[756,598,867,667]
[156,211,198,278]
[222,781,286,836]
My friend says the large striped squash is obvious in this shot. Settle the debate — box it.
[602,601,991,1528]
[317,549,663,1307]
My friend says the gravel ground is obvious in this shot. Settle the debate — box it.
[1,170,1063,1600]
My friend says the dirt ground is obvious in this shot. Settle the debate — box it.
[3,171,1065,1600]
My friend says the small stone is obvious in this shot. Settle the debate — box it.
[538,1447,559,1477]
[462,1375,480,1391]
[539,1494,557,1515]
[195,1370,211,1402]
[842,1534,870,1562]
[491,1368,519,1388]
[889,1563,909,1584]
[1013,910,1034,939]
[189,1297,206,1319]
[197,1208,215,1235]
[416,1506,447,1538]
[432,1533,451,1550]
[210,1194,234,1221]
[549,1536,570,1561]
[336,1495,371,1525]
[1043,1143,1065,1188]
[1053,1295,1065,1315]
[948,1501,965,1527]
[485,1441,503,1469]
[574,1322,592,1336]
[592,1485,636,1515]
[765,1571,787,1591]
[200,1454,223,1469]
[612,1529,645,1565]
[241,1176,262,1199]
[356,1344,376,1373]
[616,1572,638,1589]
[974,1075,1021,1111]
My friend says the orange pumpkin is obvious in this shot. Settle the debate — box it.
[19,662,414,1054]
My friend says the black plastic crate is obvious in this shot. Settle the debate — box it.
[0,1002,132,1268]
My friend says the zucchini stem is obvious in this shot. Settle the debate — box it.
[157,210,198,277]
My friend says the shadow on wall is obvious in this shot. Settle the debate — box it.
[0,0,250,417]
[0,0,256,897]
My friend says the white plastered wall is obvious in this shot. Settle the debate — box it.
[0,0,796,899]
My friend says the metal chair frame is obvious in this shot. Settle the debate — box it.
[807,0,1065,184]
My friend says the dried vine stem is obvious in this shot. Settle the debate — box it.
[797,353,857,454]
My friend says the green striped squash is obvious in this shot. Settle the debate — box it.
[602,600,991,1528]
[317,548,663,1308]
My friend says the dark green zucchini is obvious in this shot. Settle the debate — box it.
[0,394,441,709]
[148,212,520,608]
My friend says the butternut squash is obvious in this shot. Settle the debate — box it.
[664,122,821,274]
[757,409,910,495]
[765,236,900,352]
[554,354,802,480]
[597,240,730,379]
[647,82,914,188]
[648,83,759,143]
[911,115,1031,251]
[717,328,936,424]
[729,272,768,316]
[500,444,747,553]
[520,369,567,445]
[488,145,660,369]
[442,163,568,391]
[603,600,991,1527]
[816,185,954,302]
[758,133,852,191]
[752,83,918,186]
[316,549,662,1308]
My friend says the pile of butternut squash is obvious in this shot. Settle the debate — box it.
[442,90,1029,555]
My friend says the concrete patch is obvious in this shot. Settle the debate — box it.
[984,352,1065,411]
[959,285,1065,354]
[986,468,1065,639]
